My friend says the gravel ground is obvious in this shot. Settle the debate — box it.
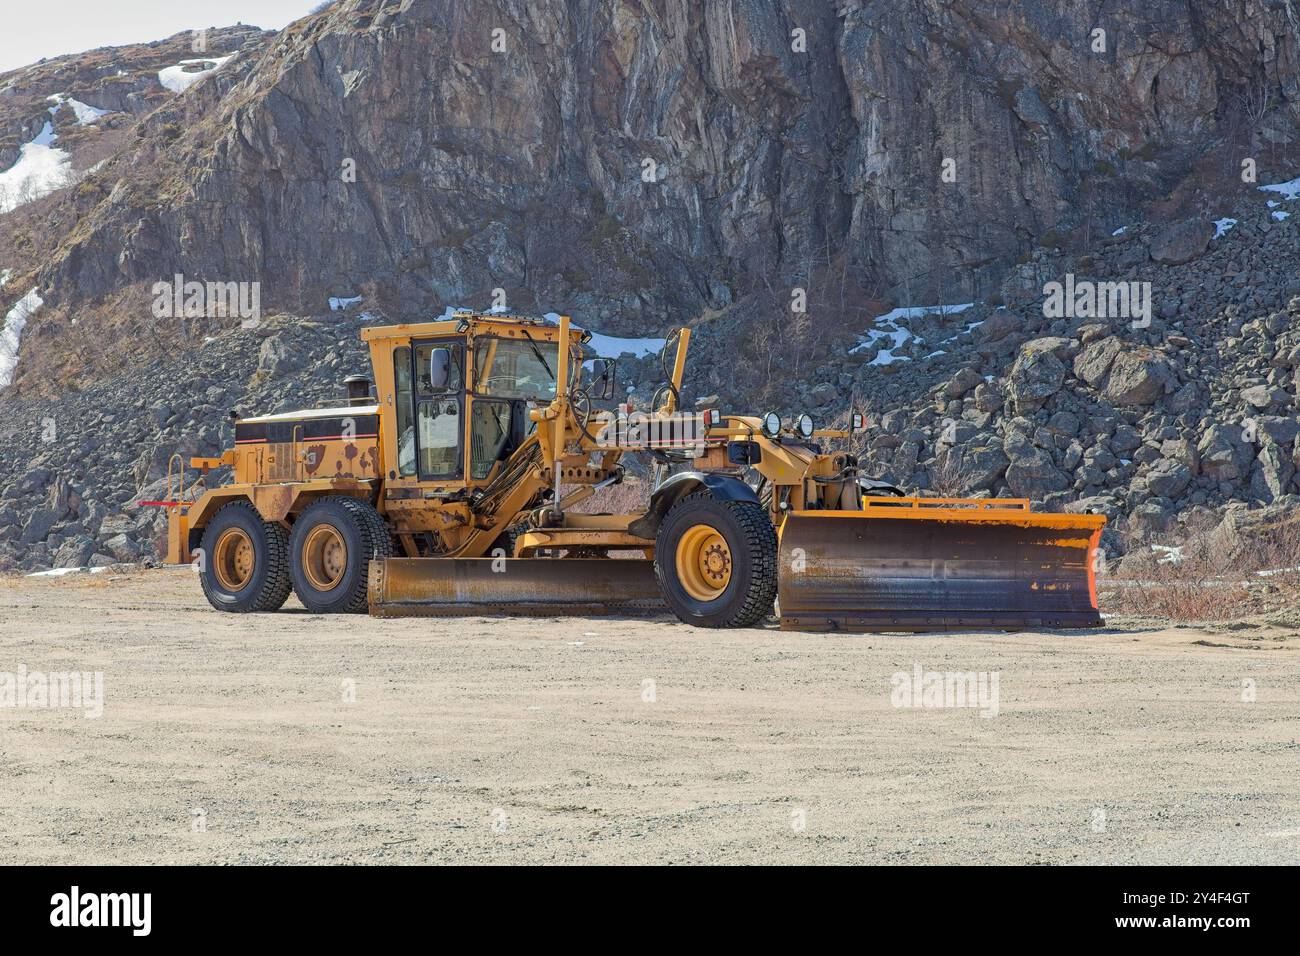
[1,567,1298,865]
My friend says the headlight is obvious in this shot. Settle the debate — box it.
[797,413,814,439]
[762,411,782,438]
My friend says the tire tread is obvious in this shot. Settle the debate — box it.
[198,500,291,613]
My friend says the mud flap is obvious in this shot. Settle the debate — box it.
[777,507,1106,632]
[367,557,664,617]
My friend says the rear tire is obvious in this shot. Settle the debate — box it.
[654,492,777,627]
[288,497,392,614]
[198,500,292,613]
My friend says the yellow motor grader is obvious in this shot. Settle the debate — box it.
[160,311,1105,630]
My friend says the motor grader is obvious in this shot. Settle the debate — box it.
[159,311,1105,630]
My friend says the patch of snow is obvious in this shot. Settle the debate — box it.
[1256,565,1300,578]
[26,566,107,577]
[582,331,666,358]
[1212,217,1237,239]
[0,122,76,213]
[158,55,235,94]
[537,311,666,358]
[329,295,363,311]
[1,288,43,388]
[1111,225,1129,236]
[0,269,11,288]
[872,302,975,325]
[852,302,974,366]
[47,93,110,124]
[1273,210,1291,222]
[1258,176,1300,202]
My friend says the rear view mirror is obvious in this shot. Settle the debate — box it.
[428,347,451,391]
[588,358,617,401]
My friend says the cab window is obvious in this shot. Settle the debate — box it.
[474,338,557,401]
[394,346,415,476]
[416,343,463,395]
[470,401,512,479]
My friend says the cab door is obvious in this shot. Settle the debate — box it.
[409,339,465,482]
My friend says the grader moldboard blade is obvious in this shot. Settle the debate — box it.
[777,498,1106,632]
[367,557,665,618]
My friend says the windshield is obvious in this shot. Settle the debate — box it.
[474,338,557,400]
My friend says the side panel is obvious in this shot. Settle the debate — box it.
[234,416,380,485]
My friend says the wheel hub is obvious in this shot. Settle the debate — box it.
[213,528,255,591]
[675,523,732,602]
[302,524,347,592]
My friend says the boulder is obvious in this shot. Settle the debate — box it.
[103,533,142,563]
[257,334,302,376]
[1129,501,1174,533]
[1196,424,1253,481]
[1240,384,1288,410]
[53,535,96,569]
[1250,443,1295,503]
[1149,218,1213,265]
[942,366,983,399]
[1072,336,1122,388]
[807,381,838,408]
[1004,445,1070,498]
[1007,346,1067,414]
[1143,459,1192,498]
[19,508,59,545]
[972,381,1002,412]
[1103,350,1175,405]
[936,444,1008,492]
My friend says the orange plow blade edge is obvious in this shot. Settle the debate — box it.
[777,498,1106,632]
[368,557,664,618]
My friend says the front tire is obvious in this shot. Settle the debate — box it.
[198,500,292,613]
[288,497,392,614]
[654,492,777,627]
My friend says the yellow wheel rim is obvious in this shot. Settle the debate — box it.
[302,524,347,591]
[675,523,732,602]
[213,528,255,591]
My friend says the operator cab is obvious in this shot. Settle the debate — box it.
[368,313,616,488]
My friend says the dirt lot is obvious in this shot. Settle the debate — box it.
[1,567,1298,865]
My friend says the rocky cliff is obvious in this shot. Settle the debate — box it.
[1,0,1299,571]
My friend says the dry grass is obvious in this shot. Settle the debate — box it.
[1102,513,1300,621]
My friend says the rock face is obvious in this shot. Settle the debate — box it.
[2,0,1299,393]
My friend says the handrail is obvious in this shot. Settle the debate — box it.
[862,496,1032,512]
[165,453,186,511]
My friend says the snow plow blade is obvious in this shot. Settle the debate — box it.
[777,499,1106,632]
[367,557,664,618]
